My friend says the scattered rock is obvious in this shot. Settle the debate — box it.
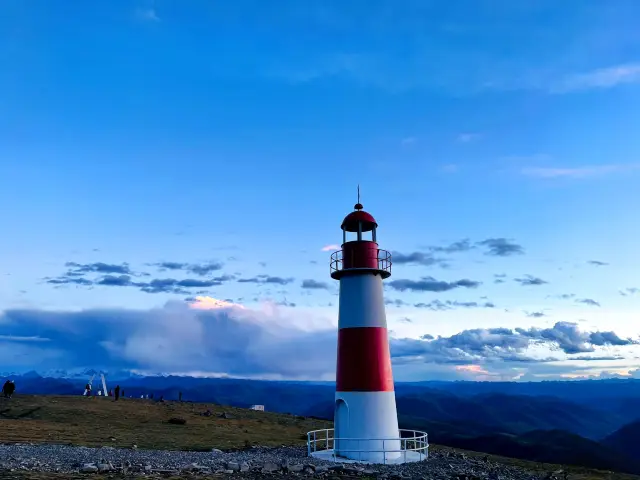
[288,463,304,472]
[0,443,548,480]
[262,461,281,473]
[168,417,187,425]
[81,463,98,473]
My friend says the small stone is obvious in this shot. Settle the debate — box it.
[81,464,99,473]
[226,461,240,471]
[97,463,111,472]
[240,462,250,472]
[288,464,304,473]
[224,469,235,474]
[262,461,281,473]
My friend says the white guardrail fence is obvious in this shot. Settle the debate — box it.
[307,428,429,464]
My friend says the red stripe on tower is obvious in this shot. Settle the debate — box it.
[336,327,394,392]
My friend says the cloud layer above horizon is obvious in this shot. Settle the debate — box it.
[1,299,638,381]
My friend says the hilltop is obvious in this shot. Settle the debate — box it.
[5,373,640,474]
[0,394,329,451]
[0,395,639,480]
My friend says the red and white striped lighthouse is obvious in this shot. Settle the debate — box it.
[329,198,401,463]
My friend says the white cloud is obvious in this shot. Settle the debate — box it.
[1,304,637,381]
[457,133,482,143]
[188,296,245,310]
[441,164,459,173]
[552,63,640,93]
[135,7,160,22]
[521,164,640,179]
[0,335,50,342]
[321,244,340,252]
[502,154,552,163]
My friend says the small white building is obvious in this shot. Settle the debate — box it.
[250,404,265,411]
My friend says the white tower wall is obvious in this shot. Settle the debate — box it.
[335,273,401,462]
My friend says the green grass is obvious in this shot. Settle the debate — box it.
[0,394,330,451]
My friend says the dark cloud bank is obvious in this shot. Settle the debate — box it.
[44,261,301,295]
[0,304,636,380]
[386,299,495,310]
[392,237,524,268]
[45,259,506,300]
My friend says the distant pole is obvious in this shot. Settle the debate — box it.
[101,374,108,397]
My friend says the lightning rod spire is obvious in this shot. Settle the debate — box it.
[355,185,363,210]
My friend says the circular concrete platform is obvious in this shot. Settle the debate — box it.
[310,449,427,464]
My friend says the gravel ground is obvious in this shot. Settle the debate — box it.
[0,443,546,480]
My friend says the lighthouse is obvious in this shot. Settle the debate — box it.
[329,197,401,463]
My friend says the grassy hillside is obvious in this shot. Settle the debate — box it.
[0,395,330,451]
[602,420,640,458]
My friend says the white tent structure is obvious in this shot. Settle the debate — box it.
[83,373,108,396]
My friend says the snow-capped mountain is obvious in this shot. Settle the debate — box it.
[29,368,146,381]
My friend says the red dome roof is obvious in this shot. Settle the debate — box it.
[341,209,377,232]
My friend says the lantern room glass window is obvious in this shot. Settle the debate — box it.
[343,223,377,243]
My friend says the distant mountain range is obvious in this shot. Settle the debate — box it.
[1,369,146,381]
[3,371,640,474]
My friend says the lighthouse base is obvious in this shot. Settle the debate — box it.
[309,448,426,464]
[333,391,401,462]
[307,428,428,465]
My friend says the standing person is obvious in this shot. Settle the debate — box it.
[121,389,125,398]
[2,380,9,398]
[85,383,92,397]
[114,385,120,401]
[178,391,182,402]
[5,381,15,398]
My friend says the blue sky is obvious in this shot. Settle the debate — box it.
[1,0,640,381]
